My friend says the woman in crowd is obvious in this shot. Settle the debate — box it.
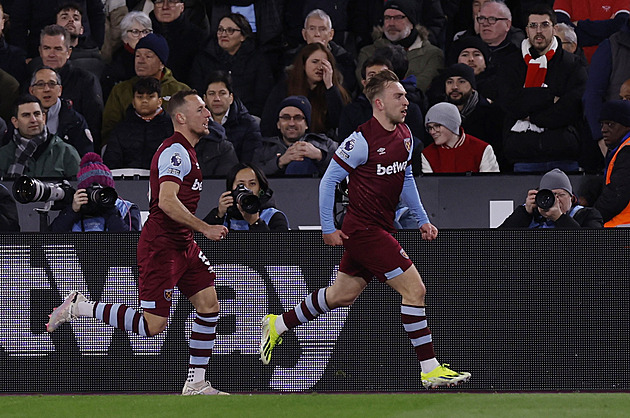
[204,163,289,232]
[260,42,351,140]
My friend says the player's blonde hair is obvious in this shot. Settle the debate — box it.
[365,69,400,103]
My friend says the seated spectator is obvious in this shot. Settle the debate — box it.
[0,183,20,232]
[100,0,128,63]
[338,55,426,155]
[593,100,630,227]
[355,0,444,92]
[621,78,630,101]
[554,22,586,65]
[203,162,289,231]
[189,12,273,117]
[150,0,208,85]
[0,68,19,123]
[102,32,189,145]
[445,36,495,102]
[32,25,103,151]
[50,152,141,231]
[194,118,239,178]
[28,66,94,156]
[101,11,152,101]
[499,168,604,228]
[103,77,173,169]
[9,0,105,59]
[0,94,80,178]
[260,43,351,139]
[282,8,357,96]
[0,2,28,85]
[423,102,499,173]
[254,96,337,177]
[202,70,262,163]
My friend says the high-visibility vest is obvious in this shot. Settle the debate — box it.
[604,134,630,227]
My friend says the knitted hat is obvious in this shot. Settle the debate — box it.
[599,100,630,126]
[539,168,572,195]
[443,63,477,89]
[136,33,169,65]
[77,152,115,189]
[448,36,490,66]
[425,102,461,135]
[384,0,417,26]
[278,95,312,127]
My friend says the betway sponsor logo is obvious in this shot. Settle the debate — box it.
[376,161,407,175]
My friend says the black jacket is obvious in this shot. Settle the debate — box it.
[101,45,136,102]
[222,98,263,164]
[194,120,239,178]
[103,106,174,169]
[56,98,94,157]
[499,204,604,228]
[0,183,20,232]
[189,38,274,117]
[0,36,28,85]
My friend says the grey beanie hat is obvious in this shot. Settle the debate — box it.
[539,168,572,195]
[425,102,461,135]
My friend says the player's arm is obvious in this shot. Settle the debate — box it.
[319,159,350,246]
[158,181,227,241]
[400,166,437,240]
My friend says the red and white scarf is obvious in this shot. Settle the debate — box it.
[522,36,558,88]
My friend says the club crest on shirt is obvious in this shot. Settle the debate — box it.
[400,249,409,259]
[164,288,174,302]
[403,137,411,152]
[171,152,182,167]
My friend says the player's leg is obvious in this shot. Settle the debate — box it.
[260,272,367,365]
[387,264,470,388]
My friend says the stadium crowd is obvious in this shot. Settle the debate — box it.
[1,0,629,229]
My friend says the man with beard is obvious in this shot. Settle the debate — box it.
[443,63,504,168]
[355,0,444,92]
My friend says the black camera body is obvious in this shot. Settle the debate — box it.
[81,183,118,215]
[231,184,260,214]
[535,189,555,210]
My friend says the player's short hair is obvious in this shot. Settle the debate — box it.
[168,89,199,119]
[365,69,400,103]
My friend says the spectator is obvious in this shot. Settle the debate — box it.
[202,70,262,164]
[554,22,586,64]
[495,5,586,173]
[441,63,504,168]
[100,0,128,63]
[194,119,239,178]
[254,95,337,177]
[203,162,289,231]
[282,9,357,96]
[261,43,351,139]
[9,0,105,59]
[28,66,94,156]
[0,68,19,123]
[355,0,444,92]
[101,33,189,145]
[620,78,630,101]
[101,11,152,101]
[554,0,629,62]
[593,100,630,227]
[445,36,495,101]
[149,0,208,85]
[34,25,103,151]
[499,168,604,228]
[0,183,20,232]
[103,77,173,169]
[422,102,499,173]
[50,152,141,231]
[583,19,630,157]
[189,12,273,117]
[0,2,28,85]
[0,94,80,178]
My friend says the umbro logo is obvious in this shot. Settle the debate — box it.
[377,147,386,155]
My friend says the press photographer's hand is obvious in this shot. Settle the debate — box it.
[72,189,88,213]
[216,191,233,218]
[524,189,538,214]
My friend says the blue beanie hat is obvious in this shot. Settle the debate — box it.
[599,100,630,126]
[278,95,312,127]
[136,33,169,65]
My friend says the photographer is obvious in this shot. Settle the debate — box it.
[499,168,603,229]
[203,163,289,231]
[49,152,141,232]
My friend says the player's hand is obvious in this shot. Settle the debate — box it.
[420,223,438,241]
[72,189,88,213]
[202,224,228,241]
[323,229,348,246]
[217,191,233,218]
[524,189,538,214]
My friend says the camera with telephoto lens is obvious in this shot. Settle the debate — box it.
[231,184,260,214]
[80,183,118,215]
[12,175,73,205]
[535,189,555,210]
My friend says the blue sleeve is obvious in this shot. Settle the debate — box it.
[400,165,430,226]
[334,131,369,169]
[319,159,351,234]
[583,39,613,140]
[157,143,191,182]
